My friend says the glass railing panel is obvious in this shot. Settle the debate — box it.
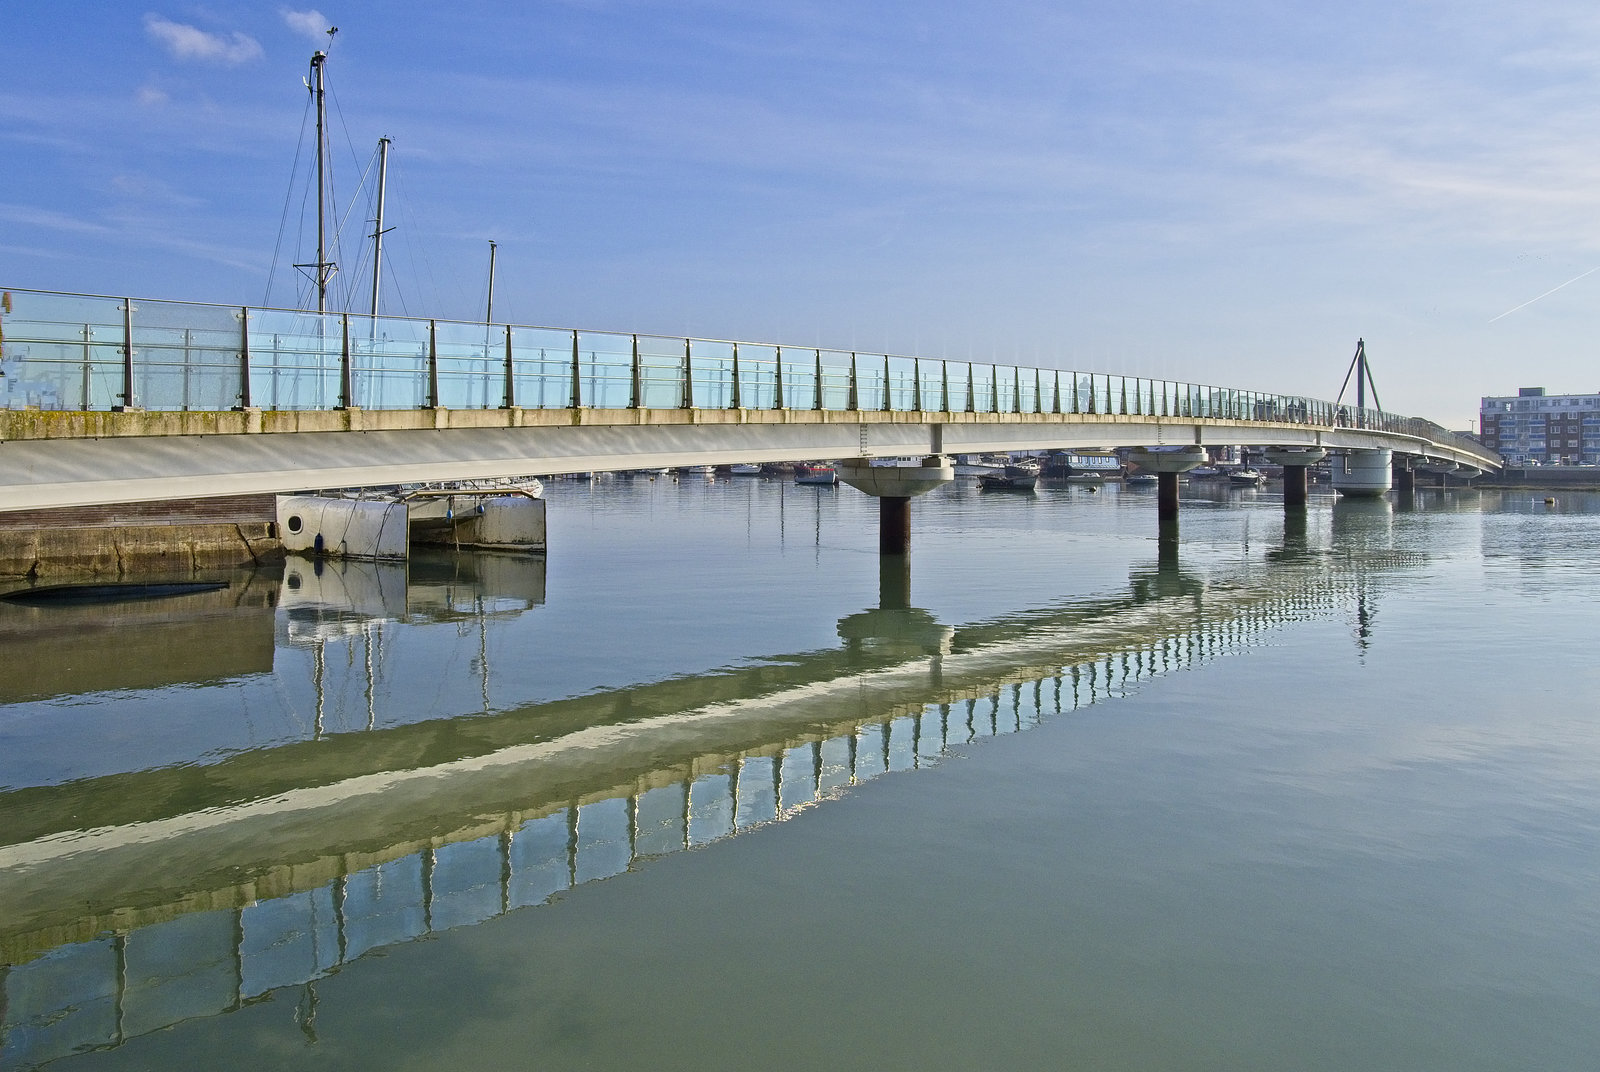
[918,359,947,411]
[1038,369,1059,413]
[350,315,428,409]
[818,349,852,410]
[433,320,505,410]
[737,343,778,409]
[248,308,343,410]
[0,291,129,410]
[855,354,887,411]
[131,300,244,411]
[780,350,817,409]
[635,334,684,409]
[944,361,972,411]
[510,327,574,409]
[1018,367,1040,414]
[690,339,735,409]
[581,330,639,409]
[884,355,915,411]
[995,366,1018,413]
[971,364,996,413]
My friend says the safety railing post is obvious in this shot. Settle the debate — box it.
[116,298,136,410]
[570,330,582,408]
[237,307,252,410]
[502,325,515,408]
[339,313,353,408]
[682,337,693,408]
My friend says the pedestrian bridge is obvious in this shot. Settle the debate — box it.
[0,287,1499,511]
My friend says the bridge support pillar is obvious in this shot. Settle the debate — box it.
[1282,465,1309,506]
[836,456,955,556]
[1263,448,1326,510]
[1393,462,1415,493]
[1158,472,1180,522]
[1127,447,1206,532]
[1329,448,1392,497]
[880,496,911,555]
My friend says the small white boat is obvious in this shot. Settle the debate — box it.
[1187,466,1222,479]
[1228,468,1266,486]
[978,463,1040,491]
[794,464,838,486]
[1124,471,1159,486]
[729,463,762,476]
[678,464,715,475]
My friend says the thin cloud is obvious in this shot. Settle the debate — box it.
[283,9,334,44]
[144,15,263,64]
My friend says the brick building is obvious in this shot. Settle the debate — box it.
[1479,387,1600,465]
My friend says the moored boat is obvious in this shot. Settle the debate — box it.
[794,464,838,486]
[1228,467,1266,486]
[978,462,1041,491]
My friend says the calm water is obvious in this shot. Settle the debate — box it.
[2,476,1597,1071]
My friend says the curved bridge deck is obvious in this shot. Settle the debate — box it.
[0,287,1499,510]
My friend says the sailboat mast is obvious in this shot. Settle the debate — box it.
[486,240,498,323]
[309,49,335,313]
[370,136,392,319]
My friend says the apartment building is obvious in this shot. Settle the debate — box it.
[1479,387,1600,465]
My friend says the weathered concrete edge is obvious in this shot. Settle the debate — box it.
[0,522,282,580]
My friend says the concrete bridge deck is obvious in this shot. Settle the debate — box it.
[0,287,1499,511]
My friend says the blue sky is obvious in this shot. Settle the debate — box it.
[6,1,1600,428]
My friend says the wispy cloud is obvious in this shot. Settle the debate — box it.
[282,9,334,44]
[144,15,264,64]
[0,203,113,236]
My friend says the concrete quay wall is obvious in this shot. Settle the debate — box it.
[0,496,282,579]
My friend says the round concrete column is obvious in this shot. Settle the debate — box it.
[1330,449,1392,497]
[836,456,956,555]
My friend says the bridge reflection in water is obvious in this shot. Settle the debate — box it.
[0,503,1406,1068]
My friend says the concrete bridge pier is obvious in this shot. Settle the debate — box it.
[879,498,911,556]
[837,456,955,555]
[1329,449,1393,497]
[1393,460,1416,493]
[1127,447,1207,530]
[1264,448,1327,509]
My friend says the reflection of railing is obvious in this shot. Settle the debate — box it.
[0,537,1395,1067]
[0,287,1493,465]
[0,620,1298,1069]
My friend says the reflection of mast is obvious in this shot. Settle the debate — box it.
[1352,587,1375,658]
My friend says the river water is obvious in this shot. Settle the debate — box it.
[2,476,1597,1071]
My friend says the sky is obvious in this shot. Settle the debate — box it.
[6,1,1600,430]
